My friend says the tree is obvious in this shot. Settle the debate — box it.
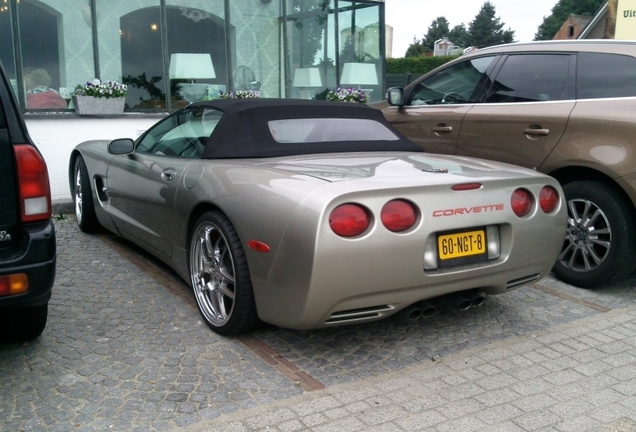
[467,2,515,48]
[449,24,470,48]
[422,17,451,51]
[404,16,450,57]
[534,0,605,40]
[404,38,426,58]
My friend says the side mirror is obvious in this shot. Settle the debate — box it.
[108,138,135,155]
[387,87,404,107]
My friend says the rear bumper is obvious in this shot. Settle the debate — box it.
[0,220,56,308]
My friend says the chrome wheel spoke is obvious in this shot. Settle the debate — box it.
[75,169,83,222]
[560,198,612,273]
[190,222,236,328]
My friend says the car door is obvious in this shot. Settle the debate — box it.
[382,55,498,155]
[456,53,576,170]
[106,107,218,257]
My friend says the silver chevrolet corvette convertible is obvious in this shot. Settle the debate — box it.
[69,99,567,335]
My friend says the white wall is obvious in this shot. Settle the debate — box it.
[25,117,162,202]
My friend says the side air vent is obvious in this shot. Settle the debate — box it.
[507,274,540,289]
[325,305,394,324]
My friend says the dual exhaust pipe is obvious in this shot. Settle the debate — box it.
[404,290,486,320]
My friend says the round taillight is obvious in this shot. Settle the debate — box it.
[539,186,559,213]
[511,189,533,217]
[329,204,370,237]
[381,199,418,232]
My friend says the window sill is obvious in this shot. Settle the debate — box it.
[24,111,168,120]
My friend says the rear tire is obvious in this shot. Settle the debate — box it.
[189,211,260,336]
[0,304,47,343]
[552,180,636,288]
[73,155,100,232]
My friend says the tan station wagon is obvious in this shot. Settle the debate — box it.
[376,40,636,288]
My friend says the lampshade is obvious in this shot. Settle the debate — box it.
[292,67,322,87]
[340,62,378,86]
[169,53,216,79]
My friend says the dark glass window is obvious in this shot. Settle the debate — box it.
[118,5,228,111]
[485,54,571,103]
[577,52,636,99]
[18,1,69,110]
[136,107,221,158]
[408,56,495,106]
[0,4,16,87]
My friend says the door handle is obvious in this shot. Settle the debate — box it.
[432,125,453,133]
[522,128,550,136]
[161,168,177,181]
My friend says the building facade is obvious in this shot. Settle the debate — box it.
[0,0,386,201]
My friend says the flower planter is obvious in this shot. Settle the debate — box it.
[73,95,125,115]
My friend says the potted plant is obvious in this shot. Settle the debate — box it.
[73,79,128,115]
[218,90,260,99]
[324,87,369,104]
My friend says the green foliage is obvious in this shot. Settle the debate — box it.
[404,42,426,58]
[467,1,515,48]
[449,24,471,48]
[403,1,514,57]
[534,0,605,40]
[423,17,451,50]
[386,56,455,74]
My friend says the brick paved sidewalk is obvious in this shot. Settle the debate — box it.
[191,307,636,432]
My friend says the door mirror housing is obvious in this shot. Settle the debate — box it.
[108,138,135,155]
[387,87,404,107]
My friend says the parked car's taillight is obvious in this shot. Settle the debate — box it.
[329,204,370,237]
[381,199,418,232]
[14,144,52,223]
[539,186,559,213]
[511,188,533,217]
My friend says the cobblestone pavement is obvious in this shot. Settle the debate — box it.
[1,216,636,431]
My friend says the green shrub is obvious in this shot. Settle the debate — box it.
[386,56,456,74]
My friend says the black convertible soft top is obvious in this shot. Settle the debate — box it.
[185,99,424,159]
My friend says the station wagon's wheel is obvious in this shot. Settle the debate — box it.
[73,155,100,232]
[552,180,636,288]
[189,211,259,336]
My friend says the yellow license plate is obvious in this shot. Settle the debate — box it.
[438,229,486,260]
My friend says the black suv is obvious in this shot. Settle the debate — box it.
[0,61,56,342]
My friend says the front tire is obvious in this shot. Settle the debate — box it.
[73,156,100,232]
[552,180,636,288]
[189,211,259,336]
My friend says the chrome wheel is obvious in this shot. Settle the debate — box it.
[190,222,236,327]
[552,181,636,288]
[72,156,99,232]
[74,167,84,224]
[558,198,611,273]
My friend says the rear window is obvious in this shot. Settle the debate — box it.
[577,52,636,99]
[268,118,399,143]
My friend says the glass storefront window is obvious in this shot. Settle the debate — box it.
[97,0,162,111]
[337,1,381,102]
[229,0,281,98]
[287,0,333,100]
[165,2,228,109]
[0,2,17,97]
[2,0,384,113]
[10,0,95,110]
[286,0,383,103]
